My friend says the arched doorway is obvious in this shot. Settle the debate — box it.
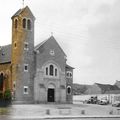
[0,73,4,91]
[47,84,55,102]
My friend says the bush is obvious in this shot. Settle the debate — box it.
[0,90,11,107]
[4,89,11,100]
[0,92,3,99]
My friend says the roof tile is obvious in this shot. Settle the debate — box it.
[0,44,11,64]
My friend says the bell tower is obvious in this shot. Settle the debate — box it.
[11,6,35,103]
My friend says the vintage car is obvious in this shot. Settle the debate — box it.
[84,96,98,104]
[98,99,109,105]
[112,101,120,107]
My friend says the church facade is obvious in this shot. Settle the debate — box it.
[0,6,73,104]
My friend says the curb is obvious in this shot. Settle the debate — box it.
[10,115,120,119]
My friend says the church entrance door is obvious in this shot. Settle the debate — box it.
[47,84,55,102]
[47,88,55,102]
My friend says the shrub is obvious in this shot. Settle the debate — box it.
[4,89,11,100]
[0,92,3,99]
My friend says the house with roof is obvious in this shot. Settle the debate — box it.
[84,83,120,103]
[0,6,74,104]
[114,80,120,88]
[85,83,120,94]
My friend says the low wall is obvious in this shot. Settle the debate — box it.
[73,94,120,104]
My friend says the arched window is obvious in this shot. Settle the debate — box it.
[67,86,71,94]
[67,72,69,77]
[55,69,57,76]
[15,19,18,29]
[66,71,72,78]
[44,63,59,77]
[70,73,72,77]
[14,42,17,48]
[50,65,54,76]
[13,81,16,90]
[23,18,26,28]
[46,67,48,75]
[27,19,31,30]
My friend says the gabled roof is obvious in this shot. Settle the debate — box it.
[73,83,91,95]
[0,44,11,64]
[11,9,22,18]
[34,36,66,56]
[114,80,120,85]
[95,83,120,93]
[66,64,74,69]
[34,39,48,51]
[115,80,120,83]
[11,6,35,20]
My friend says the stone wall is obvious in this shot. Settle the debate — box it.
[0,63,12,93]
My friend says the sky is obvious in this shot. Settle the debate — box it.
[0,0,120,85]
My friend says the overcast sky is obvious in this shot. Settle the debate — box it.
[0,0,120,85]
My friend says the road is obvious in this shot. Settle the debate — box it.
[0,103,120,120]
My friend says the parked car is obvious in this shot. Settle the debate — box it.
[84,96,98,104]
[98,100,109,105]
[112,101,120,107]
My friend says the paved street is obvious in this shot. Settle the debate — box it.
[8,103,120,116]
[0,103,120,120]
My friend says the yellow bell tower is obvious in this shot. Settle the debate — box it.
[11,6,35,103]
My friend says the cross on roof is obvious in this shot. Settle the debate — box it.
[51,32,53,36]
[22,0,25,8]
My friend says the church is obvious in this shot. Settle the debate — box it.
[0,6,74,104]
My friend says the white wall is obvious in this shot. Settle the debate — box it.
[73,94,120,104]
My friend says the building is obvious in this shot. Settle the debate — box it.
[0,6,74,104]
[85,83,119,94]
[0,45,12,96]
[114,80,120,88]
[83,83,120,104]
